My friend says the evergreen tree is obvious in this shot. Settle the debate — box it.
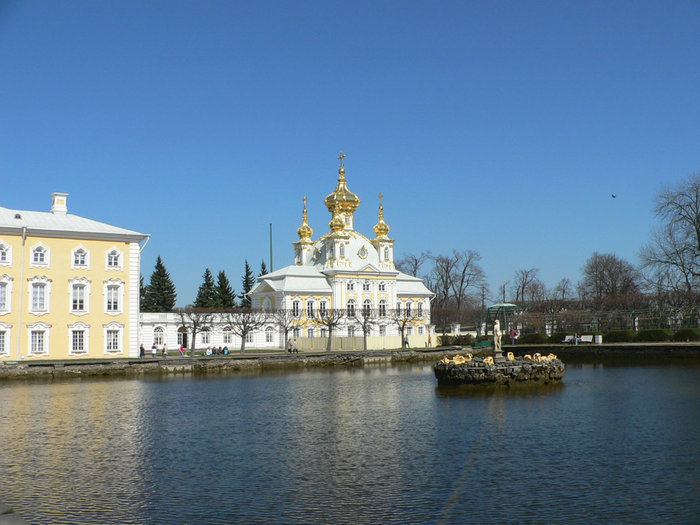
[140,275,147,308]
[195,268,217,308]
[215,270,237,308]
[143,256,177,312]
[260,260,268,277]
[239,259,255,308]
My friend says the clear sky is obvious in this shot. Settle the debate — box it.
[2,1,698,306]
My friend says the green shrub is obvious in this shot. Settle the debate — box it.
[604,330,637,343]
[672,328,700,342]
[518,333,549,344]
[549,332,571,344]
[438,334,474,347]
[635,329,672,342]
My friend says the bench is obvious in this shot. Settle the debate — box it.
[562,335,593,344]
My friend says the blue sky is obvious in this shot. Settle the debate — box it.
[2,1,698,305]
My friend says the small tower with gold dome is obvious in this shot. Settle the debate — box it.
[372,193,395,270]
[293,196,315,265]
[324,152,360,232]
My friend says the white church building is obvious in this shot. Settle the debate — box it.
[140,154,434,352]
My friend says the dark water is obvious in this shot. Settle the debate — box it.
[1,358,699,524]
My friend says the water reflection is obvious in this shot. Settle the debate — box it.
[0,360,698,524]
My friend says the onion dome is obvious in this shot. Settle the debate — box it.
[373,193,390,240]
[328,204,345,233]
[296,196,313,242]
[324,151,360,215]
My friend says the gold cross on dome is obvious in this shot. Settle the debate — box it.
[338,151,346,164]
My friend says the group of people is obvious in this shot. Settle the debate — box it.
[139,343,169,358]
[509,328,520,345]
[205,346,230,356]
[286,338,298,354]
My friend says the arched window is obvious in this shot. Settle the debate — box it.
[153,327,165,346]
[306,299,315,318]
[405,301,412,316]
[363,299,372,318]
[265,326,274,343]
[0,242,11,265]
[396,302,402,315]
[73,247,88,268]
[200,328,210,345]
[292,300,300,317]
[107,249,121,269]
[31,244,48,266]
[384,247,389,260]
[319,300,328,317]
[347,299,356,317]
[379,300,387,318]
[417,302,424,317]
[262,297,271,312]
[223,326,233,344]
[339,244,345,257]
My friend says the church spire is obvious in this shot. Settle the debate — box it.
[296,196,313,242]
[373,193,391,240]
[324,151,360,231]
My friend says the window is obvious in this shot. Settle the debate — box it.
[106,285,119,312]
[106,330,120,352]
[201,328,210,345]
[178,327,187,346]
[348,326,355,337]
[71,284,86,312]
[396,302,402,315]
[378,282,385,292]
[265,326,274,343]
[246,332,254,343]
[363,282,370,291]
[339,244,345,257]
[31,330,46,354]
[418,302,424,317]
[320,328,327,338]
[107,249,121,269]
[72,330,85,353]
[73,248,88,268]
[384,247,389,260]
[223,327,233,344]
[306,300,315,318]
[307,327,315,338]
[104,280,123,315]
[292,300,300,318]
[319,301,327,318]
[0,242,10,265]
[262,297,272,311]
[32,283,46,312]
[0,325,9,356]
[347,282,354,291]
[0,282,7,312]
[293,327,301,338]
[104,323,123,354]
[153,327,165,346]
[347,299,355,317]
[418,326,424,335]
[379,325,386,336]
[32,245,48,266]
[379,300,387,318]
[405,301,412,317]
[363,299,372,318]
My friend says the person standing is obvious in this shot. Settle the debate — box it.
[162,343,168,358]
[509,329,516,345]
[139,344,145,358]
[151,344,157,358]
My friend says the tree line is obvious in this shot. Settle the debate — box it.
[395,173,700,332]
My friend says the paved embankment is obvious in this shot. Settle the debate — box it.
[1,344,697,381]
[0,348,470,381]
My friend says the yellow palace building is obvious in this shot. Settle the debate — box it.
[0,193,148,360]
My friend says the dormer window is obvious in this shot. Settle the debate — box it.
[107,250,119,268]
[31,245,49,266]
[0,243,9,265]
[73,248,88,268]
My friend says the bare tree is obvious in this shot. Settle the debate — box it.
[390,307,421,348]
[553,278,573,300]
[430,253,458,309]
[316,308,346,352]
[512,268,539,303]
[272,308,297,351]
[354,304,380,351]
[223,308,266,354]
[654,173,700,258]
[175,307,215,356]
[581,252,640,303]
[450,249,486,313]
[396,251,431,277]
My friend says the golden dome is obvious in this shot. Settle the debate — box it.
[328,204,345,233]
[324,151,360,215]
[373,193,390,239]
[296,196,313,242]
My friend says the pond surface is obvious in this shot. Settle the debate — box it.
[1,357,699,524]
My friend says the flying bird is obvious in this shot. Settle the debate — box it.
[611,194,617,198]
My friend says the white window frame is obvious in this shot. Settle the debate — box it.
[418,302,424,317]
[30,243,50,268]
[106,247,123,271]
[307,327,315,338]
[0,275,13,314]
[319,300,328,318]
[72,246,90,269]
[265,326,274,343]
[104,322,124,355]
[346,282,354,291]
[245,332,254,343]
[378,282,386,292]
[292,299,300,318]
[418,326,424,335]
[223,327,233,345]
[347,299,356,317]
[201,328,210,345]
[407,326,413,336]
[405,301,412,317]
[104,279,124,315]
[362,282,370,291]
[306,299,315,319]
[69,277,90,316]
[339,243,345,257]
[0,322,11,356]
[396,302,402,315]
[379,325,386,336]
[68,322,90,356]
[320,327,327,338]
[348,326,355,337]
[379,300,387,318]
[363,299,372,318]
[28,276,51,315]
[27,322,51,356]
[293,327,301,338]
[178,327,187,346]
[153,326,165,346]
[0,241,11,266]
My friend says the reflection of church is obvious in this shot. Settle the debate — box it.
[249,153,434,350]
